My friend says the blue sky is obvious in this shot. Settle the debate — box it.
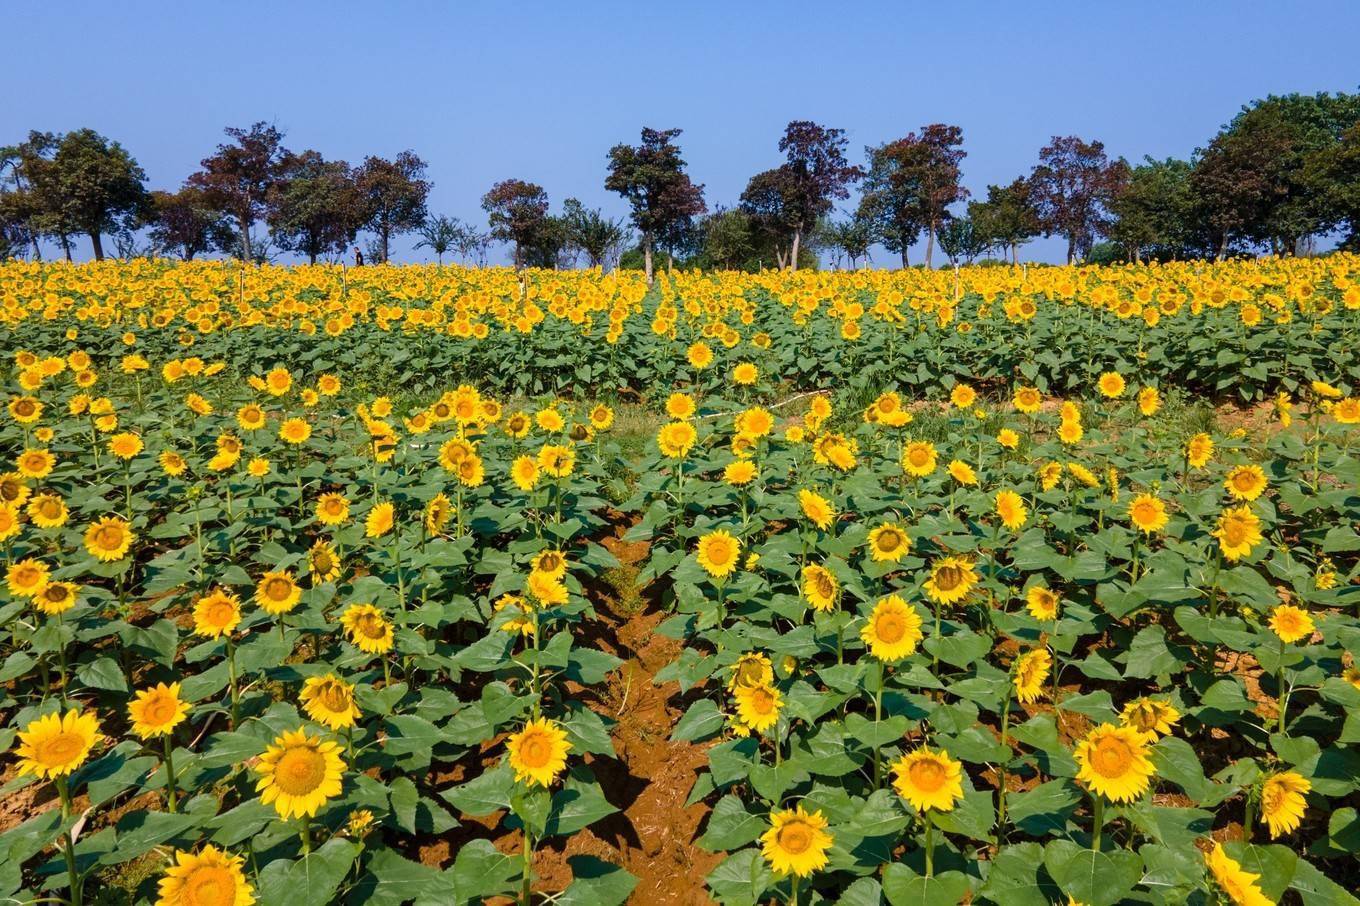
[7,0,1359,264]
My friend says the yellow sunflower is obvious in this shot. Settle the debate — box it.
[867,522,911,562]
[1268,604,1314,644]
[798,488,835,530]
[1127,493,1168,534]
[696,530,741,579]
[506,718,571,787]
[365,501,394,538]
[1025,585,1060,621]
[6,558,49,598]
[891,747,964,813]
[1097,371,1126,398]
[1205,843,1272,906]
[724,460,758,485]
[1260,771,1310,838]
[340,603,394,654]
[1013,386,1043,413]
[308,540,342,585]
[760,805,833,878]
[255,727,345,819]
[278,417,311,445]
[254,571,301,615]
[16,448,55,480]
[13,709,102,779]
[315,492,350,526]
[537,444,575,478]
[156,844,255,906]
[727,652,774,690]
[1073,724,1155,802]
[300,674,361,730]
[901,441,938,477]
[948,459,978,486]
[34,581,79,616]
[194,588,242,638]
[1012,648,1051,703]
[1118,697,1180,740]
[84,515,134,561]
[733,682,783,733]
[128,682,191,739]
[1186,433,1214,469]
[1223,464,1268,501]
[923,556,978,605]
[1213,506,1263,562]
[657,421,698,459]
[995,489,1028,530]
[859,594,924,661]
[801,563,840,611]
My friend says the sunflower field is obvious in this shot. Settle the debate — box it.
[0,256,1358,906]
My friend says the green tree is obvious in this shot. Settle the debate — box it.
[148,186,235,260]
[605,127,706,283]
[415,214,462,265]
[967,179,1040,264]
[1107,157,1202,262]
[354,151,430,263]
[267,151,362,263]
[937,216,987,265]
[561,198,628,269]
[482,179,550,269]
[1029,136,1130,263]
[188,122,290,262]
[772,121,861,270]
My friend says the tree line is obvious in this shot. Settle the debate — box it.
[2,90,1358,274]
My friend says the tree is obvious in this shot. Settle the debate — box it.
[821,215,875,269]
[967,179,1041,264]
[1107,157,1202,262]
[605,127,706,283]
[772,121,861,270]
[13,129,148,260]
[453,222,492,266]
[1310,122,1360,249]
[354,151,430,263]
[740,168,800,269]
[482,179,549,269]
[561,198,628,269]
[415,215,462,265]
[148,187,234,260]
[267,151,362,263]
[698,207,755,270]
[1029,136,1129,263]
[860,125,966,268]
[188,122,289,262]
[937,217,988,265]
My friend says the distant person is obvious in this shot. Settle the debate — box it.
[354,247,364,267]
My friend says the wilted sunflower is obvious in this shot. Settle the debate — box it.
[128,682,191,739]
[1205,843,1272,906]
[1127,493,1168,534]
[255,726,345,819]
[1268,604,1314,643]
[1119,697,1180,740]
[1213,506,1263,562]
[733,682,782,733]
[1012,648,1051,703]
[156,844,255,906]
[760,805,832,878]
[84,515,134,561]
[1223,464,1268,501]
[801,563,839,611]
[1073,724,1155,802]
[859,594,923,661]
[300,674,361,730]
[340,604,394,654]
[13,709,102,779]
[891,747,964,813]
[255,571,301,615]
[506,718,571,787]
[923,556,978,605]
[1260,771,1310,838]
[696,530,741,579]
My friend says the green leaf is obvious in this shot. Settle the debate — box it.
[256,838,361,906]
[672,699,724,742]
[557,856,638,906]
[977,841,1056,906]
[438,763,512,817]
[545,772,617,837]
[699,795,766,852]
[75,656,127,692]
[882,863,971,906]
[705,848,771,906]
[1043,840,1142,906]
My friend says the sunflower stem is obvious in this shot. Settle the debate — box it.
[301,814,311,855]
[872,659,884,790]
[788,874,799,905]
[520,828,533,905]
[1091,794,1105,852]
[56,776,82,906]
[924,811,935,878]
[162,735,177,813]
[226,636,240,729]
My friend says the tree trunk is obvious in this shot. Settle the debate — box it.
[239,214,252,262]
[900,247,910,268]
[1216,234,1228,261]
[89,232,104,261]
[381,228,390,264]
[1066,236,1077,265]
[775,247,787,270]
[790,229,801,271]
[309,251,318,265]
[61,235,72,262]
[1011,243,1018,266]
[643,234,654,284]
[925,223,935,269]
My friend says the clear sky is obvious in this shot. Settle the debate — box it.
[7,0,1359,264]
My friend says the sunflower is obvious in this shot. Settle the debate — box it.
[696,530,741,579]
[1038,461,1063,491]
[159,450,188,477]
[193,588,242,638]
[425,493,452,535]
[1093,371,1126,399]
[6,558,49,597]
[315,492,350,526]
[1334,397,1360,424]
[34,581,79,616]
[949,383,977,408]
[996,428,1020,449]
[1025,585,1060,621]
[510,455,540,491]
[1186,433,1214,469]
[657,421,698,459]
[365,501,394,538]
[340,603,394,654]
[255,727,345,819]
[589,403,614,430]
[733,682,783,733]
[901,441,938,477]
[760,806,832,878]
[308,540,342,585]
[724,460,757,485]
[156,844,255,906]
[860,594,924,661]
[1223,464,1268,501]
[732,362,758,385]
[1067,462,1100,487]
[1310,379,1343,400]
[891,747,964,813]
[735,407,774,438]
[1127,493,1168,534]
[300,674,361,730]
[8,395,43,424]
[17,448,55,480]
[995,489,1028,530]
[84,515,134,561]
[1013,386,1042,413]
[1268,604,1314,643]
[1205,843,1272,906]
[506,718,571,787]
[1136,386,1161,416]
[1057,419,1084,445]
[947,459,978,486]
[1213,506,1263,562]
[1260,771,1310,838]
[867,522,910,562]
[128,682,191,739]
[923,556,978,605]
[493,594,536,636]
[665,392,696,419]
[537,444,575,477]
[798,489,835,530]
[109,432,144,460]
[801,563,839,611]
[254,571,301,615]
[727,652,774,690]
[1012,648,1051,703]
[1073,724,1155,802]
[13,709,102,779]
[278,418,311,445]
[1119,697,1181,739]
